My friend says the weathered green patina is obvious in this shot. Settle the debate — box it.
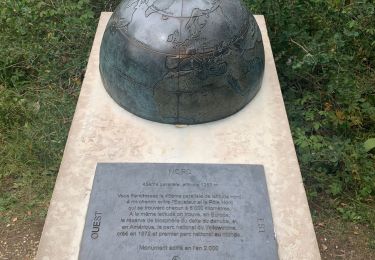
[100,0,264,124]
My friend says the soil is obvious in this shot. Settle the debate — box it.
[0,214,374,259]
[315,217,375,259]
[0,219,44,260]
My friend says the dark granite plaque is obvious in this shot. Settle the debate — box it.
[79,163,278,260]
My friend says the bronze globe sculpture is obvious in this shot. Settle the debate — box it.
[100,0,265,124]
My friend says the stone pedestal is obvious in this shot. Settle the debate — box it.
[36,13,321,260]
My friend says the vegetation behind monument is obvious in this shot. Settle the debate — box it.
[0,0,373,243]
[244,0,374,225]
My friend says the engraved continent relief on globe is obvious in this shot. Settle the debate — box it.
[100,0,265,124]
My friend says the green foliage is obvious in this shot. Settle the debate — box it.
[245,0,374,224]
[364,138,375,152]
[0,0,114,220]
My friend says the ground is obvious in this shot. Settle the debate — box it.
[0,209,374,259]
[0,219,43,260]
[315,217,375,259]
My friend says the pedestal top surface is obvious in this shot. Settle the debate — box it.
[36,13,321,260]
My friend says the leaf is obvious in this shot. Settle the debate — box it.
[329,182,342,196]
[364,138,375,152]
[335,110,345,121]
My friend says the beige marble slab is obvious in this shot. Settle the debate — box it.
[36,12,321,260]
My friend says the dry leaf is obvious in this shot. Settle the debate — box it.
[335,110,345,121]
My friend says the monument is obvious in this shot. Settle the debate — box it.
[36,0,321,259]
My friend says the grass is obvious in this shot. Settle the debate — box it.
[0,0,97,221]
[0,84,76,220]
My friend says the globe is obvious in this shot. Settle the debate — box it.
[100,0,265,124]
